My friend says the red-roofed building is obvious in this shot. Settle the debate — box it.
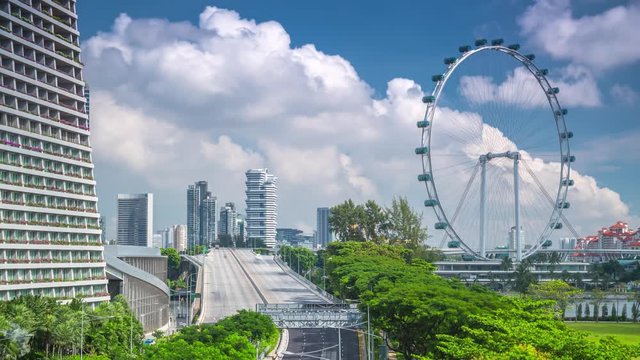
[577,221,638,250]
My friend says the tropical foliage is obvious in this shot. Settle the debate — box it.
[0,295,143,359]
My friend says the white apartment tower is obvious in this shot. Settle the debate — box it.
[0,0,108,302]
[245,169,277,248]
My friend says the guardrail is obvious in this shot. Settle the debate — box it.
[273,256,342,304]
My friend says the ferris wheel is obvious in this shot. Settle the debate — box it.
[416,39,574,261]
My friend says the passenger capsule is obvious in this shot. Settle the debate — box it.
[525,54,536,61]
[415,146,429,155]
[474,39,487,46]
[444,57,457,65]
[562,155,576,163]
[507,44,520,50]
[542,240,552,247]
[551,223,563,230]
[416,120,430,128]
[447,240,460,248]
[560,131,573,139]
[537,69,549,76]
[432,74,444,82]
[491,38,504,46]
[558,202,570,209]
[562,179,574,186]
[417,173,432,182]
[547,87,560,94]
[458,45,471,53]
[424,199,438,207]
[555,109,568,116]
[461,255,475,261]
[422,95,435,103]
[435,222,448,230]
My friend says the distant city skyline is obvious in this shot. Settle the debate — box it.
[79,1,640,243]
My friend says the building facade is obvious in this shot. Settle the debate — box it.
[201,195,217,247]
[316,207,330,248]
[219,202,237,237]
[117,193,153,247]
[245,169,277,248]
[186,181,216,249]
[0,0,109,303]
[173,224,186,252]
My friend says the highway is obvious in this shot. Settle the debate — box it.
[201,248,325,323]
[284,328,360,360]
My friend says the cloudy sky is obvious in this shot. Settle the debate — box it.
[77,0,640,246]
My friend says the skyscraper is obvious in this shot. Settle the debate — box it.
[219,202,237,237]
[202,195,217,247]
[245,169,277,248]
[173,224,187,252]
[117,193,153,247]
[186,181,217,249]
[186,184,201,250]
[316,207,331,248]
[0,2,109,303]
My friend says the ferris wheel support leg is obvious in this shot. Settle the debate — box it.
[514,156,522,262]
[479,159,487,258]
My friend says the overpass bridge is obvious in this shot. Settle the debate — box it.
[200,248,363,360]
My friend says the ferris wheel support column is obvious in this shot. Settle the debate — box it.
[479,157,487,258]
[513,154,522,262]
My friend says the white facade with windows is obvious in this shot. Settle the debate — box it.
[245,169,277,248]
[0,0,108,303]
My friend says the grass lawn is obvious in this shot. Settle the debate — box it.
[566,322,640,345]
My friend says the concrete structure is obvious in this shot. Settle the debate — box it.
[201,195,217,247]
[104,245,169,333]
[202,248,325,323]
[276,228,303,243]
[99,215,106,243]
[152,233,162,248]
[245,169,277,248]
[117,193,153,247]
[219,202,237,237]
[316,207,330,248]
[186,181,217,249]
[173,224,186,252]
[0,1,109,304]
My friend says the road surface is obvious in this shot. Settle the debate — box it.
[284,328,360,360]
[201,248,325,323]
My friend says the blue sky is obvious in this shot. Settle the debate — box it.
[76,1,640,242]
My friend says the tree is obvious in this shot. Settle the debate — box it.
[386,197,428,249]
[621,303,628,321]
[161,247,181,278]
[436,297,639,360]
[591,289,606,322]
[528,280,582,318]
[329,199,367,241]
[585,303,591,319]
[611,304,617,321]
[602,303,609,320]
[513,261,536,294]
[576,303,583,320]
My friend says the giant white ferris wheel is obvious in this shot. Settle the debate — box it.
[416,39,575,261]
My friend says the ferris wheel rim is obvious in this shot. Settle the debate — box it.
[418,43,572,260]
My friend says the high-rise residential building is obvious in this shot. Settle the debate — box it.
[0,2,109,303]
[151,233,162,248]
[202,195,217,247]
[159,226,173,249]
[219,202,237,237]
[186,181,217,249]
[316,207,331,248]
[245,169,277,248]
[236,213,245,246]
[173,224,187,252]
[276,228,303,243]
[117,193,153,247]
[186,184,200,250]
